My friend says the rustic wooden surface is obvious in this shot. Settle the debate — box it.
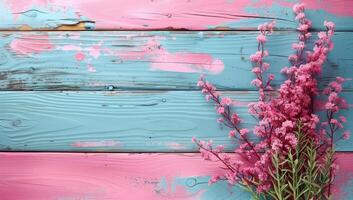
[0,153,352,200]
[0,0,353,199]
[0,0,352,31]
[0,91,352,152]
[0,31,352,91]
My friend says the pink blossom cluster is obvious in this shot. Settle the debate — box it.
[193,3,349,194]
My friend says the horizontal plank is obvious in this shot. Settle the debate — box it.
[0,152,352,200]
[0,0,352,30]
[0,31,352,91]
[0,91,352,152]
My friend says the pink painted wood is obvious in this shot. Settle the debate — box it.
[0,0,352,30]
[0,153,352,199]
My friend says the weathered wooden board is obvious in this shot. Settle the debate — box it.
[0,152,352,200]
[0,31,352,91]
[0,0,352,30]
[0,91,351,152]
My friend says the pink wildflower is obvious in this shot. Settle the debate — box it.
[217,118,224,123]
[217,106,225,114]
[285,134,298,147]
[343,131,350,140]
[262,63,270,71]
[257,34,267,43]
[231,113,241,125]
[292,42,305,51]
[336,76,345,84]
[339,116,347,123]
[239,128,249,136]
[324,20,335,30]
[250,51,263,63]
[271,139,282,152]
[288,54,298,62]
[221,97,233,106]
[298,24,309,32]
[282,120,294,129]
[191,137,197,143]
[256,184,271,193]
[318,31,327,40]
[252,67,261,74]
[328,92,338,102]
[268,74,275,81]
[329,81,342,92]
[215,145,224,152]
[251,79,262,87]
[330,119,339,125]
[295,12,305,20]
[197,80,204,87]
[293,3,305,14]
[229,130,236,138]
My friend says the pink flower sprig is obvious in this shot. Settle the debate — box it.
[193,3,348,198]
[289,3,312,69]
[321,76,348,194]
[197,76,260,159]
[251,21,276,101]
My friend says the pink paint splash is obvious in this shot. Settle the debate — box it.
[87,43,102,59]
[10,33,53,55]
[151,53,224,74]
[61,45,82,51]
[4,0,353,29]
[67,0,250,29]
[87,64,96,72]
[332,153,353,199]
[0,153,351,199]
[72,140,119,147]
[59,43,102,62]
[0,153,225,200]
[167,142,186,150]
[74,51,85,61]
[116,38,224,74]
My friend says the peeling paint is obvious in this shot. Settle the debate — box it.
[72,140,120,147]
[10,33,53,55]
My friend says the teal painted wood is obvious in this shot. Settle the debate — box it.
[0,31,352,91]
[0,0,352,31]
[0,91,352,152]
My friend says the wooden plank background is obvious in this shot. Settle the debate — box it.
[0,91,352,152]
[0,0,352,199]
[0,31,352,91]
[0,153,352,200]
[0,0,352,31]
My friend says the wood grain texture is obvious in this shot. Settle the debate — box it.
[0,0,352,30]
[0,31,352,91]
[0,152,352,200]
[0,91,352,152]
